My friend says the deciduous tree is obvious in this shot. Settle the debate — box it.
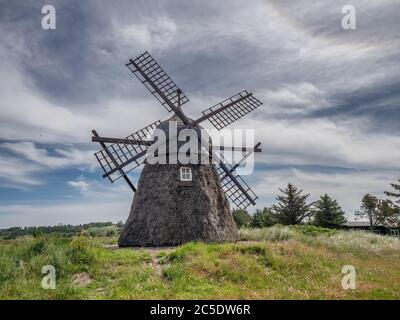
[355,194,394,231]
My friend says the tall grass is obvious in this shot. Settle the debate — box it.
[239,225,295,241]
[314,230,400,254]
[240,225,400,255]
[0,235,98,299]
[1,227,400,299]
[160,242,274,296]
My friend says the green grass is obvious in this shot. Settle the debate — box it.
[1,227,399,299]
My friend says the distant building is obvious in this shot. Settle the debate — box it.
[344,221,400,237]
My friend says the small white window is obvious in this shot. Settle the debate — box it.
[390,229,399,237]
[180,167,192,181]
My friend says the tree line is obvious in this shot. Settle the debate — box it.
[233,179,400,231]
[0,221,124,240]
[1,180,399,238]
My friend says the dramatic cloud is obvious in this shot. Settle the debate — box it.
[2,142,94,169]
[254,168,397,216]
[248,117,400,170]
[0,0,399,227]
[0,156,43,188]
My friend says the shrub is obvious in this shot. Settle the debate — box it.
[232,209,252,228]
[251,208,275,228]
[293,225,337,237]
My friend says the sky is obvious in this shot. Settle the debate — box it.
[0,0,399,228]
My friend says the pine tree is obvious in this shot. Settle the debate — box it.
[313,194,346,228]
[377,199,398,226]
[385,179,400,205]
[271,183,312,225]
[384,179,400,227]
[251,208,274,228]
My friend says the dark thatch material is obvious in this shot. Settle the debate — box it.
[118,116,239,247]
[118,163,239,246]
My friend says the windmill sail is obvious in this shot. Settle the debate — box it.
[126,51,189,112]
[214,153,258,209]
[200,90,262,130]
[94,120,161,182]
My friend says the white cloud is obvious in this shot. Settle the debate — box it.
[0,142,98,189]
[0,45,166,145]
[0,174,134,228]
[246,117,400,170]
[67,178,90,194]
[0,55,92,143]
[1,164,395,228]
[0,0,399,228]
[116,16,177,51]
[0,156,43,188]
[260,82,329,115]
[66,174,132,198]
[253,168,397,217]
[1,141,94,169]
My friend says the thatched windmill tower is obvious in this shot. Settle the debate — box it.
[92,52,262,246]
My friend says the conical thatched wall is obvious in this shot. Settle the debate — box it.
[118,116,239,247]
[118,163,239,246]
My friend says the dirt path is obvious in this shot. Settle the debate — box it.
[103,244,176,275]
[145,247,175,276]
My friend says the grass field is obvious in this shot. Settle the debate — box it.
[1,225,399,299]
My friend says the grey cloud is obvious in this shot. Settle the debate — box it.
[0,0,399,224]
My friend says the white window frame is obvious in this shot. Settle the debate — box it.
[180,167,192,181]
[390,229,399,237]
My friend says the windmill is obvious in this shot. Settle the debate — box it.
[92,51,263,246]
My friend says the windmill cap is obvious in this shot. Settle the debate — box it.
[152,114,210,158]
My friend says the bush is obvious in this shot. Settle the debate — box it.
[251,208,275,228]
[292,225,337,237]
[106,229,117,237]
[232,210,252,228]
